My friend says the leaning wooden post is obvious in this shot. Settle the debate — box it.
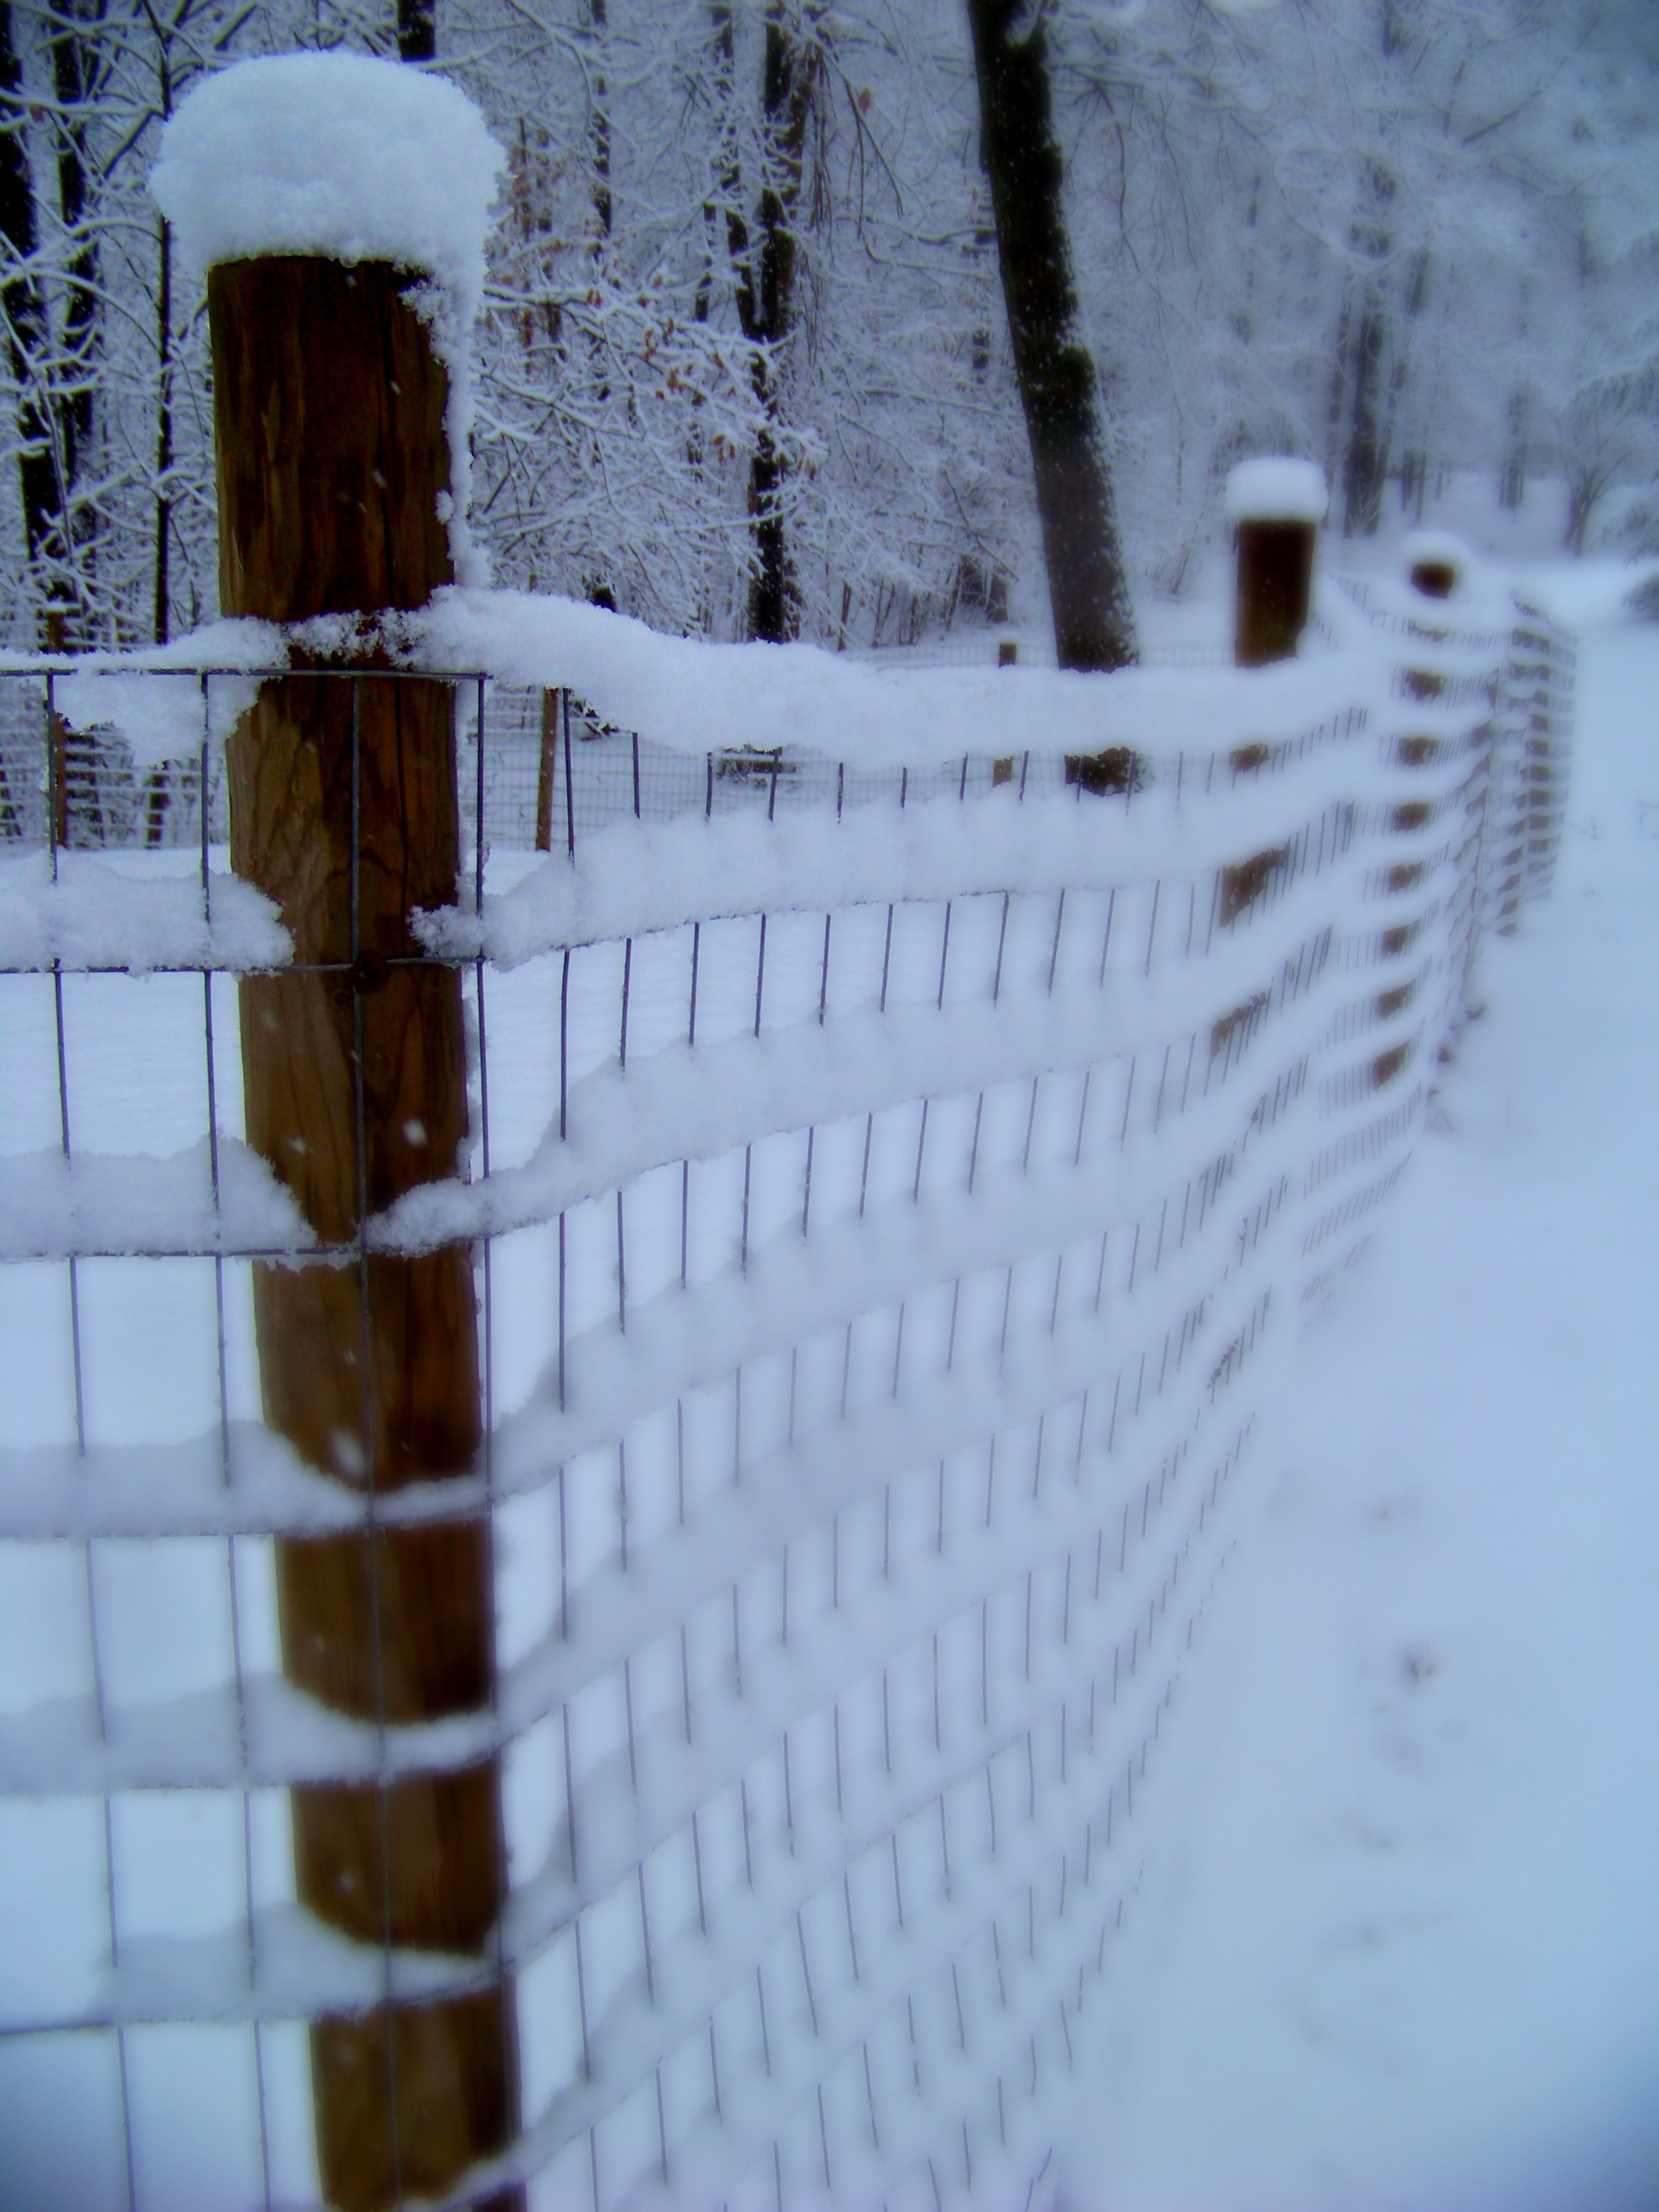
[1227,457,1328,669]
[153,59,519,2212]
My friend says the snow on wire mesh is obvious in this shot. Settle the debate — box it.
[0,588,1575,2210]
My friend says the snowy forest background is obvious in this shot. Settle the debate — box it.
[1,0,1656,657]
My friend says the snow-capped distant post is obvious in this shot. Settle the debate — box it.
[152,58,519,2212]
[1227,458,1328,668]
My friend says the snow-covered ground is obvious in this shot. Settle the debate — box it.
[1062,602,1659,2210]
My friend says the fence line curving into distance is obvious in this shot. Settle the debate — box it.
[0,562,1574,2210]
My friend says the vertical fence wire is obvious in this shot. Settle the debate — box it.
[0,605,1577,2209]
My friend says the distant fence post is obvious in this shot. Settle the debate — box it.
[535,686,560,850]
[1227,457,1328,668]
[992,638,1017,785]
[1409,555,1459,599]
[182,69,520,2212]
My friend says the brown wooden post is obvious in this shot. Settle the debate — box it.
[534,686,560,851]
[1229,460,1326,669]
[992,638,1017,786]
[1234,517,1316,666]
[1409,556,1458,599]
[209,255,519,2212]
[44,607,93,849]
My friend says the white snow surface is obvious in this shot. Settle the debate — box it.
[0,850,289,974]
[148,54,500,321]
[417,729,1464,969]
[396,586,1381,766]
[52,670,260,770]
[0,1140,310,1263]
[149,54,502,591]
[1,592,1392,774]
[1224,457,1330,525]
[1062,607,1659,2212]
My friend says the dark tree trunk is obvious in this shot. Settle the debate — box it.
[0,1,69,623]
[1498,389,1527,511]
[1377,245,1426,516]
[397,0,435,63]
[153,218,171,640]
[587,0,612,245]
[583,0,614,607]
[1337,159,1395,537]
[48,0,104,611]
[748,3,816,642]
[720,0,819,643]
[964,0,1136,673]
[1343,292,1387,533]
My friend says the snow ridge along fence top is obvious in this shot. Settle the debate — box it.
[0,591,1574,2210]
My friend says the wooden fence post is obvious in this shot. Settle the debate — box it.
[534,687,560,850]
[1409,556,1459,600]
[209,252,519,2212]
[1227,457,1327,669]
[992,638,1017,786]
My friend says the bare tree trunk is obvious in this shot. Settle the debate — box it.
[397,0,436,63]
[964,0,1137,674]
[1498,388,1528,511]
[749,2,819,641]
[153,213,172,638]
[46,0,104,629]
[583,0,616,609]
[714,1,821,642]
[0,2,70,632]
[1377,243,1426,515]
[1338,162,1394,536]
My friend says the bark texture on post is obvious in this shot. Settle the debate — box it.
[964,0,1137,678]
[1234,519,1316,667]
[209,254,519,2212]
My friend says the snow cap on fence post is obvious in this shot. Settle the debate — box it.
[1227,458,1328,669]
[149,50,503,588]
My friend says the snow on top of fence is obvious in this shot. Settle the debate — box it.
[0,1137,311,1263]
[0,850,289,974]
[0,592,1398,773]
[398,587,1385,767]
[1224,457,1330,525]
[149,54,502,324]
[419,709,1471,969]
[0,618,281,680]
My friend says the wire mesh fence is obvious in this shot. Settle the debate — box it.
[0,588,1574,2210]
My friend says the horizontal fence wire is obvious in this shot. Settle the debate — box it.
[0,591,1574,2211]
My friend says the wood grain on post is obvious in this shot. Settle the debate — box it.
[209,255,519,2212]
